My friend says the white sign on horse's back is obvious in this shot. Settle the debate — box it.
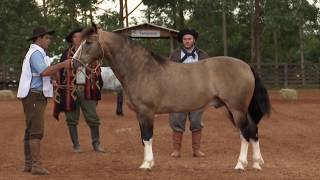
[101,67,122,90]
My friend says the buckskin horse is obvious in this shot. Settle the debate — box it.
[72,25,271,171]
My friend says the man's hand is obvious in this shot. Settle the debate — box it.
[42,59,72,76]
[71,59,82,69]
[63,59,72,69]
[52,80,58,87]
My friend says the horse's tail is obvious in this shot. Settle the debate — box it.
[248,67,271,124]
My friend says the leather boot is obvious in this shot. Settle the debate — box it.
[29,139,49,175]
[90,126,105,153]
[23,139,32,172]
[171,131,183,158]
[68,126,82,153]
[192,130,205,157]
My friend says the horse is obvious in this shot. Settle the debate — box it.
[72,25,271,171]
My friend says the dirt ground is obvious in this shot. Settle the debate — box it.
[0,89,320,180]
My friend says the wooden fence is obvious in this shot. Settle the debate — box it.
[0,62,319,89]
[251,63,320,88]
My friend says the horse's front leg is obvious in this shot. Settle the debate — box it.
[137,111,155,170]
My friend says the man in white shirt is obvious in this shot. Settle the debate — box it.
[18,27,71,175]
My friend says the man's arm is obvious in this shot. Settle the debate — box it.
[53,49,69,84]
[198,49,209,60]
[41,60,70,76]
[30,51,71,77]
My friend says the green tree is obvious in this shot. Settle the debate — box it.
[0,0,45,64]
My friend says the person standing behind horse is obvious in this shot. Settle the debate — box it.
[169,28,209,158]
[116,88,124,116]
[53,28,105,153]
[18,27,71,175]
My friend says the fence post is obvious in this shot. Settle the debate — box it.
[284,63,288,88]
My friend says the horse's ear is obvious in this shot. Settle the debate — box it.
[92,22,98,32]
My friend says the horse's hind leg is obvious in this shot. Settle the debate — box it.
[247,114,264,170]
[235,134,264,171]
[235,133,249,171]
[234,112,264,171]
[250,137,264,170]
[137,110,155,170]
[230,110,249,171]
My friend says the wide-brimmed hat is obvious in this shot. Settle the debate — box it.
[27,27,55,41]
[65,27,83,43]
[177,28,199,42]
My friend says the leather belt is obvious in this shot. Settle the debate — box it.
[30,90,43,94]
[30,90,45,97]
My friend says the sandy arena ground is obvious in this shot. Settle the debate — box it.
[0,89,320,180]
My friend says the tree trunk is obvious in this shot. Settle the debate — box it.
[89,3,94,24]
[146,5,151,23]
[254,0,261,68]
[119,0,124,27]
[177,0,185,29]
[42,0,48,25]
[222,0,227,56]
[124,0,129,27]
[299,19,305,86]
[171,2,177,29]
[70,0,76,28]
[273,27,280,87]
[273,28,279,67]
[83,10,87,26]
[250,0,255,63]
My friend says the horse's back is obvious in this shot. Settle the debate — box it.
[200,56,255,108]
[203,56,249,68]
[163,56,253,92]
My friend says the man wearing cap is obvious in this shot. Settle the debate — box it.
[169,28,209,158]
[53,28,105,153]
[18,27,71,175]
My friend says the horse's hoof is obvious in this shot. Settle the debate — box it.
[256,158,264,165]
[252,158,264,171]
[252,163,262,171]
[234,160,247,171]
[139,160,154,171]
[234,166,245,171]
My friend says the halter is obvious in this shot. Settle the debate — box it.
[71,33,105,76]
[73,31,124,82]
[54,33,105,103]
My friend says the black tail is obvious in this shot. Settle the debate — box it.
[248,67,271,124]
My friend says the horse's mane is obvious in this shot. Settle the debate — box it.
[114,33,168,65]
[82,26,96,38]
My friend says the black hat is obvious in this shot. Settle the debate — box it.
[177,28,198,42]
[27,27,55,41]
[65,27,83,43]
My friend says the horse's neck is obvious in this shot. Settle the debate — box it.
[103,36,148,84]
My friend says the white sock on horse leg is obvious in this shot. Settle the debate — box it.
[250,139,264,170]
[235,133,249,170]
[144,139,153,162]
[139,139,154,170]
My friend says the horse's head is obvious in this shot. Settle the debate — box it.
[73,24,104,66]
